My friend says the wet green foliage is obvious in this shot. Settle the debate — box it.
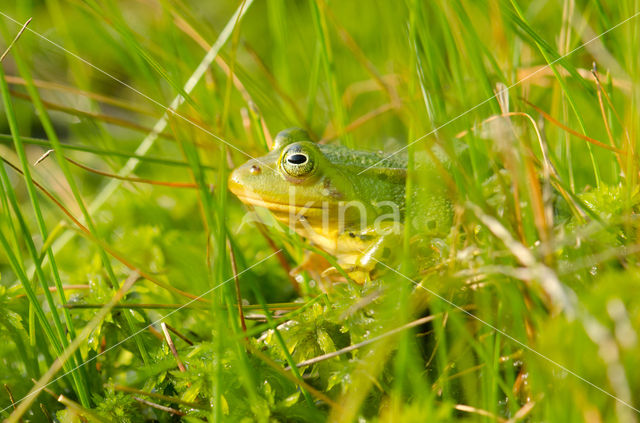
[1,0,640,421]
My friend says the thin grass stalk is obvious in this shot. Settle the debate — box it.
[41,0,123,170]
[3,156,218,309]
[4,32,151,364]
[249,283,317,409]
[452,2,507,91]
[7,90,175,141]
[111,384,208,410]
[621,0,640,237]
[328,328,401,422]
[0,145,23,263]
[40,386,113,423]
[0,134,215,169]
[81,0,199,111]
[213,154,228,423]
[392,0,420,402]
[3,74,159,116]
[169,71,249,420]
[41,0,254,279]
[5,273,138,422]
[508,0,601,187]
[305,42,322,125]
[310,0,351,147]
[0,303,40,380]
[0,68,90,407]
[432,0,467,110]
[210,4,248,402]
[267,0,291,94]
[243,43,311,134]
[238,295,325,339]
[222,238,281,421]
[173,115,227,420]
[0,60,91,407]
[0,228,69,387]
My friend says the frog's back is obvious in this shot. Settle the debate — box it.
[318,144,407,170]
[323,142,455,236]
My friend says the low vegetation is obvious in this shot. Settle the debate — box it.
[0,1,639,421]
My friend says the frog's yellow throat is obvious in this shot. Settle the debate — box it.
[232,189,378,255]
[232,190,336,227]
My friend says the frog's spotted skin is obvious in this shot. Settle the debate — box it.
[228,128,452,282]
[319,143,407,169]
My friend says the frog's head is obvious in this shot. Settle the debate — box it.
[228,128,361,226]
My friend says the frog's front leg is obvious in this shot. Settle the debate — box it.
[335,222,404,283]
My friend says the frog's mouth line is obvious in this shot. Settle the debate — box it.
[233,193,327,214]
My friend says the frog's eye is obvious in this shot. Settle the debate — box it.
[281,144,317,177]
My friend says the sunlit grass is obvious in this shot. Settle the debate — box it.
[0,0,639,422]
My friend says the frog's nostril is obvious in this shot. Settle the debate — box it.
[250,164,261,175]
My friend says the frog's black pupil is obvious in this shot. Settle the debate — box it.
[288,154,307,165]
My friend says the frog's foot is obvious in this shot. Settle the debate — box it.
[355,230,402,277]
[321,265,370,284]
[332,223,404,283]
[335,241,398,284]
[290,252,334,284]
[346,268,372,284]
[292,252,356,290]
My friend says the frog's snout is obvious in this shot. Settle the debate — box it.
[228,159,262,197]
[228,165,245,196]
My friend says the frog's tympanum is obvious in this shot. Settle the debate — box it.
[228,128,452,283]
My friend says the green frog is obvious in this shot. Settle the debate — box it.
[228,128,453,283]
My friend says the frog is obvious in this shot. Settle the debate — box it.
[228,128,453,283]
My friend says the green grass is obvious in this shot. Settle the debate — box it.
[1,0,639,421]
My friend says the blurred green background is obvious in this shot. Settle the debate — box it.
[0,0,639,421]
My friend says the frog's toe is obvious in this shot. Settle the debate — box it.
[320,265,369,284]
[320,266,339,278]
[347,269,369,284]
